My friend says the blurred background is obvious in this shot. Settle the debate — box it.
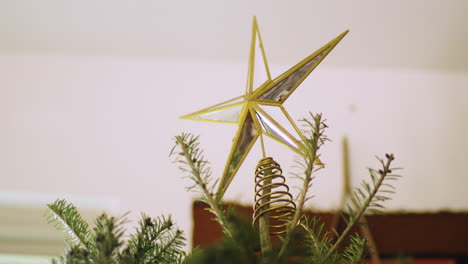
[0,0,467,262]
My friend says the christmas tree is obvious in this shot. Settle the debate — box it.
[46,114,399,263]
[45,17,400,264]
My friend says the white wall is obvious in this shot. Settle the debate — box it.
[1,53,467,251]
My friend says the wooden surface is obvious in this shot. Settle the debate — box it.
[192,201,468,258]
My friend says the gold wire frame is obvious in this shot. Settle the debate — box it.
[180,16,348,201]
[246,17,272,96]
[252,104,304,154]
[179,96,246,124]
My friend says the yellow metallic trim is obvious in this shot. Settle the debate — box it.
[255,18,272,81]
[253,104,305,155]
[180,102,245,124]
[216,106,260,201]
[181,101,245,118]
[279,105,323,166]
[254,100,282,107]
[279,105,307,143]
[249,105,269,157]
[182,17,348,202]
[246,16,272,96]
[252,30,349,101]
[179,96,245,120]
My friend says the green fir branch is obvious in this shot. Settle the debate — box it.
[53,245,92,264]
[324,154,399,261]
[171,133,233,238]
[91,214,125,264]
[49,200,187,264]
[277,113,328,259]
[121,214,184,264]
[301,217,340,264]
[149,228,186,264]
[291,113,329,222]
[48,112,401,264]
[342,234,368,264]
[46,199,93,250]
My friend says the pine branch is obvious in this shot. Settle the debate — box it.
[342,234,368,264]
[291,113,328,226]
[48,200,188,264]
[301,217,340,264]
[92,214,124,264]
[149,228,186,264]
[277,113,328,259]
[55,245,93,264]
[324,154,399,261]
[91,214,125,264]
[46,199,93,250]
[171,133,233,238]
[122,214,182,264]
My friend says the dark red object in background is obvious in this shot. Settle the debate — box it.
[192,201,468,263]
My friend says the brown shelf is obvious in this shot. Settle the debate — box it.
[192,201,468,257]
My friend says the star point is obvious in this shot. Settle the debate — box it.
[181,18,348,201]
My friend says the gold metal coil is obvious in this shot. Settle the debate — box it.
[253,157,296,235]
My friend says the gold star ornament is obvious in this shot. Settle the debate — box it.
[181,17,348,202]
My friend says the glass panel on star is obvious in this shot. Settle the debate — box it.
[258,47,330,102]
[259,104,303,142]
[255,110,299,150]
[221,112,259,190]
[191,103,244,123]
[200,96,245,113]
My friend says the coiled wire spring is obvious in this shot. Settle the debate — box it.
[253,157,296,235]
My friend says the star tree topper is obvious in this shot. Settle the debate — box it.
[181,17,348,202]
